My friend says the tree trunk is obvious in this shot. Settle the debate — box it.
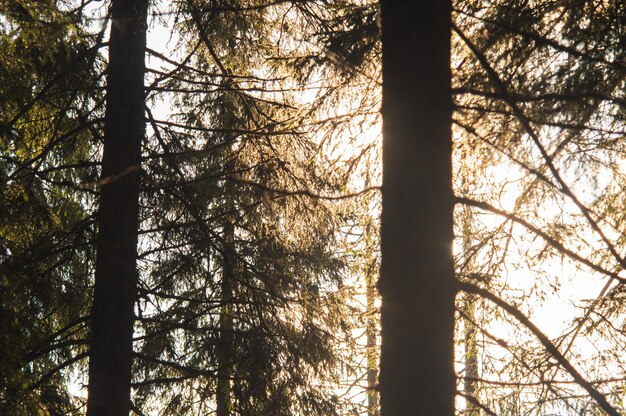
[366,264,379,416]
[462,207,479,416]
[378,1,455,415]
[364,172,380,416]
[463,300,479,415]
[86,0,148,414]
[216,221,234,416]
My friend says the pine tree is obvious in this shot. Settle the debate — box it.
[131,2,364,414]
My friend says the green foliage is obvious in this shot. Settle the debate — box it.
[0,1,101,413]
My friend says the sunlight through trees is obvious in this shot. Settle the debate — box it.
[1,1,626,415]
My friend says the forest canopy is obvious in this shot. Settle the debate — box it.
[1,1,625,415]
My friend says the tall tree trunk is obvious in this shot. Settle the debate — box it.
[86,0,148,414]
[462,206,479,416]
[364,172,380,416]
[366,264,379,416]
[463,298,478,415]
[216,221,234,416]
[378,2,455,415]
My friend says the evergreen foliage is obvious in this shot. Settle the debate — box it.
[0,1,102,413]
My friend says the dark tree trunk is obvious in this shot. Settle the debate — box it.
[216,221,234,416]
[86,0,148,414]
[378,2,455,415]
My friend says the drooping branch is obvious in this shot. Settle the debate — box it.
[455,196,623,283]
[453,23,626,274]
[453,8,626,75]
[456,391,498,416]
[458,281,621,416]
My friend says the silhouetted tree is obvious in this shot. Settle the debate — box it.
[86,0,148,414]
[378,1,456,415]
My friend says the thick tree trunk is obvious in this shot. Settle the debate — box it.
[86,0,148,414]
[378,2,455,415]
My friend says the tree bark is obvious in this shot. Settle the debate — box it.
[364,172,380,416]
[378,1,455,415]
[463,304,479,416]
[216,221,234,416]
[461,206,479,416]
[86,0,148,414]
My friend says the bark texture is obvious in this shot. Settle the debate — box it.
[86,0,148,414]
[378,1,456,415]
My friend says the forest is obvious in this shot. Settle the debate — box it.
[1,0,625,415]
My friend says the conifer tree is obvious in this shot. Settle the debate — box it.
[0,2,102,413]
